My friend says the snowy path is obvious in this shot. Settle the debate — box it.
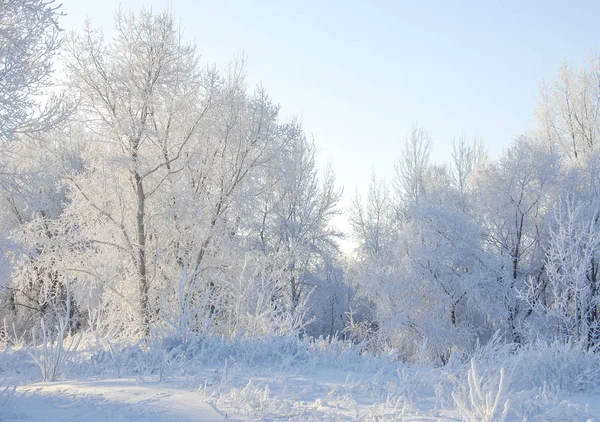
[7,379,226,421]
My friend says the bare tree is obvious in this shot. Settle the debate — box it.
[450,133,486,204]
[537,59,600,163]
[348,172,395,258]
[394,123,432,207]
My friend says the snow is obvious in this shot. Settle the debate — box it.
[5,371,454,421]
[11,379,224,421]
[2,340,600,421]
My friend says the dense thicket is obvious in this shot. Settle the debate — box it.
[2,3,600,365]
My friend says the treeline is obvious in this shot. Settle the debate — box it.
[2,2,600,364]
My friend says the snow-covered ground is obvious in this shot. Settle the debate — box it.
[1,337,600,421]
[7,372,451,421]
[12,379,223,421]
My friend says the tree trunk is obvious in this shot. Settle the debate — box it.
[135,172,150,336]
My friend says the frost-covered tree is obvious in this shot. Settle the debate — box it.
[60,10,217,335]
[474,136,560,342]
[347,127,493,362]
[450,133,486,207]
[248,129,342,330]
[544,195,600,348]
[53,10,335,339]
[161,80,290,338]
[525,153,600,349]
[537,58,600,163]
[0,0,65,142]
[0,0,73,337]
[394,123,432,207]
[0,133,82,335]
[348,172,396,259]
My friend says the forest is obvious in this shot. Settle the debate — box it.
[2,1,600,420]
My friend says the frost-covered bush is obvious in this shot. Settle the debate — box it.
[83,331,385,381]
[28,318,81,381]
[508,341,600,392]
[451,359,510,422]
[27,281,81,381]
[465,336,600,393]
[508,383,594,420]
[217,379,281,420]
[436,337,600,421]
[304,265,355,339]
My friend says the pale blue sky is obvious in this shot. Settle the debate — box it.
[58,0,600,247]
